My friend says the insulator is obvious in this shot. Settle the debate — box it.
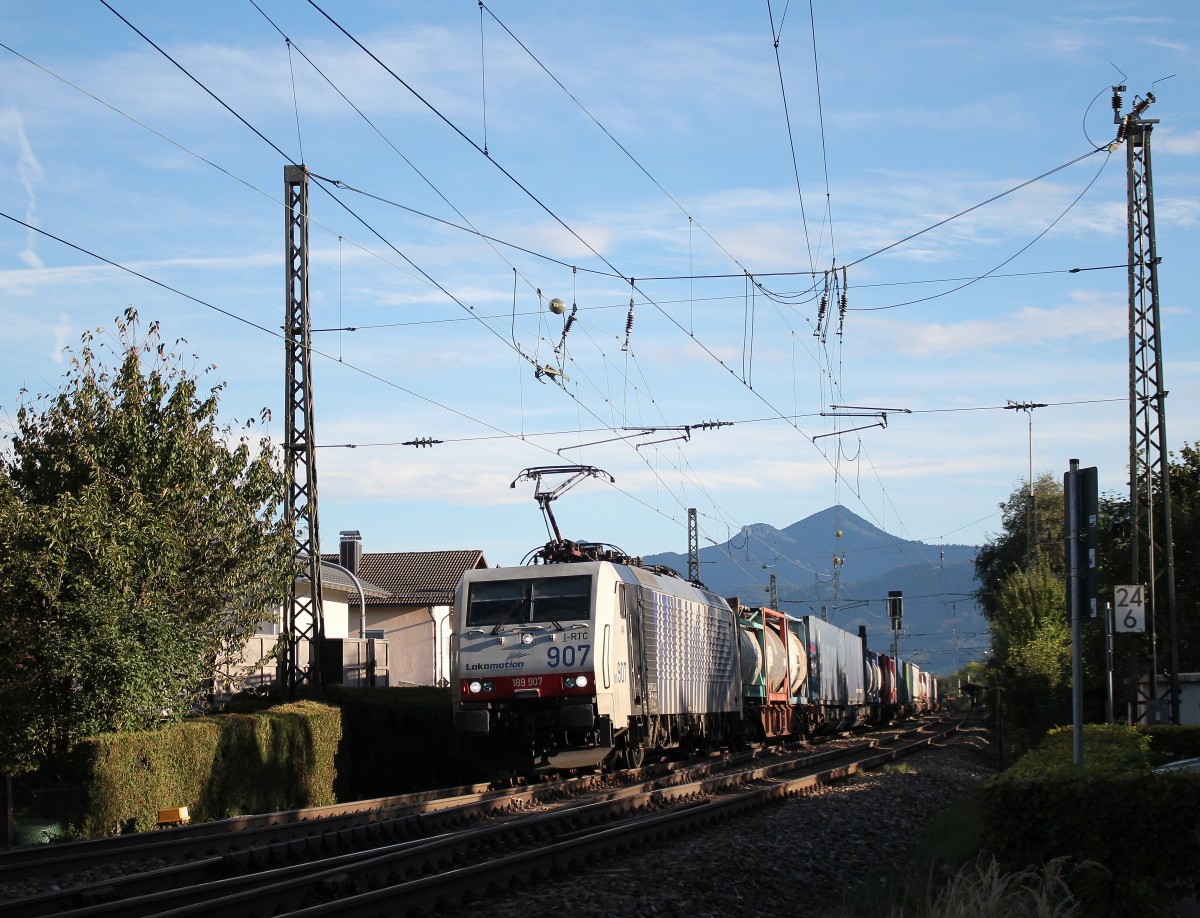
[817,294,827,320]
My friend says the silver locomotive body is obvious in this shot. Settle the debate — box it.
[451,561,741,770]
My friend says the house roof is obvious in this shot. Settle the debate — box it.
[320,550,487,607]
[319,561,391,599]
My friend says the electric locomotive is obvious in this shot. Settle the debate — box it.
[451,554,742,770]
[451,465,938,771]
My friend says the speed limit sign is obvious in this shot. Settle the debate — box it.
[1114,585,1146,633]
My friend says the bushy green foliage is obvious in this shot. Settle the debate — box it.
[972,474,1126,750]
[0,310,290,773]
[1001,723,1152,780]
[1167,443,1200,671]
[980,724,1200,915]
[71,700,340,836]
[328,686,480,797]
[973,473,1065,623]
[20,690,473,837]
[1137,724,1200,763]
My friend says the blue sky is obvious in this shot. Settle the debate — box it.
[1,1,1198,578]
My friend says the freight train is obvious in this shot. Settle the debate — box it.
[450,541,936,771]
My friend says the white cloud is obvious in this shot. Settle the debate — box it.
[858,291,1125,359]
[1142,36,1189,53]
[1157,129,1200,156]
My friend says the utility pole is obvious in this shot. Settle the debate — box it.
[1005,401,1047,565]
[1118,87,1179,723]
[768,573,779,610]
[283,164,325,694]
[687,508,700,583]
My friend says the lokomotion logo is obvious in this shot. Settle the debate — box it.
[465,650,531,671]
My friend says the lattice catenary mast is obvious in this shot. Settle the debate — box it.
[282,164,325,693]
[1119,88,1179,723]
[687,508,700,583]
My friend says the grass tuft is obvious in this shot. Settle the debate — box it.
[826,856,1091,918]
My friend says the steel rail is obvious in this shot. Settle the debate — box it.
[13,718,963,917]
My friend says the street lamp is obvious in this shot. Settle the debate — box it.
[322,559,367,639]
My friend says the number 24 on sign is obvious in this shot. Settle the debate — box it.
[1114,585,1146,634]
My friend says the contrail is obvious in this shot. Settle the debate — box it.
[3,106,44,268]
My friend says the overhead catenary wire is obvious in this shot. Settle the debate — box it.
[87,5,784,566]
[0,207,743,552]
[847,147,1116,312]
[6,13,723,548]
[49,8,729,544]
[767,0,816,273]
[29,15,1119,341]
[30,10,1132,648]
[89,2,1129,329]
[295,2,832,449]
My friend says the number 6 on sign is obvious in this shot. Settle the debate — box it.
[1114,585,1146,633]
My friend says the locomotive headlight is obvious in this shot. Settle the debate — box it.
[468,681,483,694]
[482,681,494,692]
[575,675,588,688]
[520,632,534,645]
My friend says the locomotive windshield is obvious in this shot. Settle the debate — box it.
[467,575,592,626]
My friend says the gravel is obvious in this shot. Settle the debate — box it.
[479,725,996,918]
[2,726,995,916]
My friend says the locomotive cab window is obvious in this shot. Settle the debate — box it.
[466,575,592,627]
[530,575,591,623]
[466,580,525,626]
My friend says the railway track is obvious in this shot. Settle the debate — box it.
[1,716,964,916]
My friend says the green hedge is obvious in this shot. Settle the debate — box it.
[326,686,479,799]
[1137,724,1200,763]
[71,700,340,836]
[980,724,1200,916]
[22,688,476,838]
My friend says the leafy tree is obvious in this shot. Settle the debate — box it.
[985,557,1074,754]
[975,476,1098,748]
[1085,444,1200,686]
[973,472,1065,622]
[973,455,1200,744]
[990,557,1068,677]
[994,559,1070,687]
[1167,442,1200,671]
[0,310,290,773]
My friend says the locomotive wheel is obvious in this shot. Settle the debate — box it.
[623,741,645,768]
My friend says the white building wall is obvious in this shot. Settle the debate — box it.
[287,582,351,639]
[431,605,451,687]
[390,609,435,685]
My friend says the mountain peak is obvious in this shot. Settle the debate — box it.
[641,505,984,672]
